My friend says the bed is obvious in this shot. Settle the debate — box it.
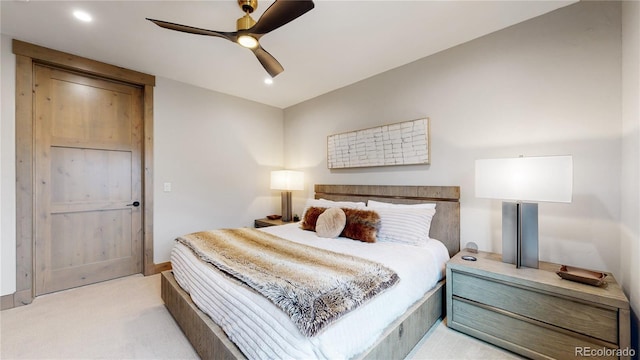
[161,184,460,359]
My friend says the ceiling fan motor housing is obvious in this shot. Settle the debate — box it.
[237,0,257,30]
[237,14,256,30]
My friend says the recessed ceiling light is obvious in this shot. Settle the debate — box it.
[73,10,92,23]
[264,78,273,85]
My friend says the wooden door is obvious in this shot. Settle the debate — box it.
[34,64,143,295]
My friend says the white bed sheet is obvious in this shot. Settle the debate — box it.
[170,223,449,360]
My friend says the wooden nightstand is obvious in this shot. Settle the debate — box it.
[254,218,296,228]
[446,250,632,360]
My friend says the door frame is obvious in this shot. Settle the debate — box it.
[11,39,161,307]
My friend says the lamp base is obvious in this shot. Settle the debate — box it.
[502,202,538,269]
[281,191,292,222]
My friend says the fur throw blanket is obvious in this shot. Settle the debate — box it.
[176,228,399,337]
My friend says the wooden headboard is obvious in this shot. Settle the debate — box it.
[314,184,460,257]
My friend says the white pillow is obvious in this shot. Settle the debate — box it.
[375,207,436,246]
[367,199,436,209]
[307,198,366,209]
[315,208,347,238]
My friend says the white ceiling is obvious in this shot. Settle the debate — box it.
[1,0,575,109]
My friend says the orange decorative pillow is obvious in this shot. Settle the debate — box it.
[300,207,326,231]
[340,208,380,243]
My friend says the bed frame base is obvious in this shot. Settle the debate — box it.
[162,270,444,360]
[161,271,245,360]
[357,279,445,360]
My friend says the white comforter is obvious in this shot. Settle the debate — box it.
[170,223,449,359]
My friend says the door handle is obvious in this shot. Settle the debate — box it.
[127,201,141,207]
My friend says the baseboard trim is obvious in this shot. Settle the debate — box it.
[151,261,172,275]
[1,294,14,310]
[1,289,33,310]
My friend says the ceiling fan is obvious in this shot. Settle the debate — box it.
[146,0,314,78]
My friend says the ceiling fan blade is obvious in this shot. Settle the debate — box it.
[251,45,284,78]
[249,0,314,35]
[146,18,237,42]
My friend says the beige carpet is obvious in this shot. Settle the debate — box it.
[1,274,523,360]
[406,318,523,360]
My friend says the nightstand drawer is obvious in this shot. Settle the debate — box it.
[451,299,618,360]
[451,271,618,343]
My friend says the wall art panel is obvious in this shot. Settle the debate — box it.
[327,118,430,169]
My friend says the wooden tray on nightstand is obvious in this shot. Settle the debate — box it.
[556,265,607,287]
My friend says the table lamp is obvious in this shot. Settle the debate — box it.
[270,170,304,222]
[475,155,573,268]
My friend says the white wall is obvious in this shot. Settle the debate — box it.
[621,0,640,342]
[284,2,623,276]
[153,77,283,263]
[1,34,17,296]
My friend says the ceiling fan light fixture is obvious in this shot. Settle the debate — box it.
[238,35,258,49]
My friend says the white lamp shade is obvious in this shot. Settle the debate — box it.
[475,155,573,203]
[270,170,304,191]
